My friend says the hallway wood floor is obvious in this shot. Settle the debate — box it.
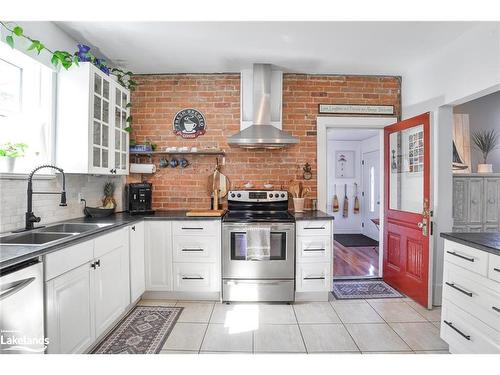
[333,240,379,277]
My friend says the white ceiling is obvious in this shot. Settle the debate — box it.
[327,128,380,141]
[54,21,479,75]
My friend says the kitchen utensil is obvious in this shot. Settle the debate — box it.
[332,184,339,212]
[159,158,169,168]
[169,158,179,168]
[218,170,229,198]
[353,182,360,214]
[186,209,226,217]
[342,184,349,218]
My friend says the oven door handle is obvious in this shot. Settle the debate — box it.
[225,280,290,286]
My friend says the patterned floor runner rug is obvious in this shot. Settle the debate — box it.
[332,279,403,300]
[91,305,183,354]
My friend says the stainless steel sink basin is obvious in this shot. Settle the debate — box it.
[39,223,107,233]
[0,232,74,245]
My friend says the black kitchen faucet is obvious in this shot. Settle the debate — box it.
[24,164,67,231]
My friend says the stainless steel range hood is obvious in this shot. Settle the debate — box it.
[227,64,299,149]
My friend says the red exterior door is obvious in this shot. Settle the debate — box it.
[383,113,431,307]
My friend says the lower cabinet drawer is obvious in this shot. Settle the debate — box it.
[296,262,331,292]
[173,263,219,292]
[296,220,331,236]
[488,253,500,283]
[444,240,488,277]
[297,236,332,263]
[441,299,500,354]
[45,240,94,281]
[173,235,218,262]
[172,220,220,236]
[443,262,500,332]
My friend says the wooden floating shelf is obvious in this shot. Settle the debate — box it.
[130,150,225,156]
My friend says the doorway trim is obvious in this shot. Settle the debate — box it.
[317,116,397,278]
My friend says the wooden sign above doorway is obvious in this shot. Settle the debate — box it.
[318,104,395,116]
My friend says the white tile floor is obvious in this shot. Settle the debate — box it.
[138,297,448,354]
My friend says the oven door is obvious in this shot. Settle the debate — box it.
[222,222,295,279]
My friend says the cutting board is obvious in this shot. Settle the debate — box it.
[186,209,226,217]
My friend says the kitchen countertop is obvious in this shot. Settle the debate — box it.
[440,232,500,256]
[0,210,222,270]
[289,210,334,220]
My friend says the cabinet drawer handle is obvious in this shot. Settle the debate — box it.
[181,276,204,280]
[304,248,325,252]
[445,282,473,297]
[181,248,204,252]
[444,320,471,341]
[181,227,203,230]
[492,306,500,314]
[493,268,500,273]
[304,226,325,230]
[446,251,475,262]
[304,276,325,280]
[131,226,135,231]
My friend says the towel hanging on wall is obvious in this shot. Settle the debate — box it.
[332,184,339,212]
[342,184,348,218]
[353,182,360,214]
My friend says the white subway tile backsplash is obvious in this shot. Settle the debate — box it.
[0,174,125,233]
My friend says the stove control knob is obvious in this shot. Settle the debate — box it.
[237,193,241,198]
[231,193,235,198]
[281,193,285,198]
[269,193,273,198]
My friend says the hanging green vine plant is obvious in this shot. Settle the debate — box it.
[0,21,137,133]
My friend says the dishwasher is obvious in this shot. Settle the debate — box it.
[0,259,45,354]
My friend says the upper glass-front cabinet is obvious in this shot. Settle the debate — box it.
[56,63,130,175]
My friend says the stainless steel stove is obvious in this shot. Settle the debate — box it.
[222,190,295,302]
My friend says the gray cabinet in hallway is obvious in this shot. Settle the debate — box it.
[452,175,500,232]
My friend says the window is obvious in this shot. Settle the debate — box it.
[370,166,375,212]
[0,41,54,174]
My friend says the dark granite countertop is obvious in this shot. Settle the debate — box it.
[0,210,222,270]
[289,210,334,221]
[440,232,500,256]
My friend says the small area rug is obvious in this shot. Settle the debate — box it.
[332,279,403,300]
[334,234,379,247]
[91,305,183,354]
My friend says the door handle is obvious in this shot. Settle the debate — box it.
[445,282,473,297]
[417,220,428,236]
[0,277,35,301]
[444,320,471,341]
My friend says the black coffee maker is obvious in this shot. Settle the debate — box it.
[127,183,155,215]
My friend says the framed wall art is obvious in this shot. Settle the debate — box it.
[335,150,355,178]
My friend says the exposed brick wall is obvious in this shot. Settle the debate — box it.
[129,74,400,210]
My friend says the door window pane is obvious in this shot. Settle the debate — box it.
[122,92,127,107]
[93,147,100,167]
[102,100,109,124]
[115,107,120,128]
[115,129,120,150]
[93,121,101,145]
[389,124,424,213]
[103,80,109,99]
[93,96,101,120]
[94,74,101,95]
[121,153,126,169]
[122,133,126,152]
[115,152,120,168]
[121,110,126,129]
[102,149,108,168]
[115,88,121,106]
[102,125,109,147]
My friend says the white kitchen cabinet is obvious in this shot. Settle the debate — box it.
[45,263,95,354]
[441,239,500,354]
[56,62,129,175]
[145,221,173,291]
[129,222,146,302]
[45,228,130,353]
[295,219,333,300]
[94,245,129,338]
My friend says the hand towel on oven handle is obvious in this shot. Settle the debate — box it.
[245,226,271,260]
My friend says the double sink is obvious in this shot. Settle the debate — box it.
[0,223,112,246]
